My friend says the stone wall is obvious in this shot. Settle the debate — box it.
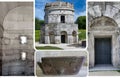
[0,2,34,76]
[88,2,120,68]
[44,23,78,44]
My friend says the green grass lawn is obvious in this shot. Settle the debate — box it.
[117,70,120,73]
[35,29,86,42]
[78,29,86,40]
[35,30,40,42]
[36,46,63,50]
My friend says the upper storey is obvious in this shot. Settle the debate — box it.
[45,1,74,11]
[44,1,75,24]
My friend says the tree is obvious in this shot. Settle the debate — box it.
[75,16,86,29]
[35,18,44,30]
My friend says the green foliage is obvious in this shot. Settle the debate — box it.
[75,16,86,29]
[78,29,86,40]
[36,46,63,50]
[35,30,40,42]
[35,18,44,30]
[117,70,120,73]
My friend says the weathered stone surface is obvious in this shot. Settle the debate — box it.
[40,1,78,44]
[88,2,120,68]
[38,56,85,75]
[0,2,34,76]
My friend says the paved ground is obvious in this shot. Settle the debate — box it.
[36,64,88,77]
[35,42,85,50]
[89,71,120,76]
[90,65,120,71]
[89,64,120,76]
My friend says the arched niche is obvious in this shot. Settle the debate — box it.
[90,16,118,28]
[72,31,77,43]
[3,6,33,31]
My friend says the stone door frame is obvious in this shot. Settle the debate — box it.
[89,30,119,67]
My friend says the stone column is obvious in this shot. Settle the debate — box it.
[55,36,60,44]
[117,34,120,66]
[88,32,95,67]
[45,35,50,44]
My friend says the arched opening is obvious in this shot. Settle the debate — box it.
[72,31,77,43]
[49,31,55,44]
[89,16,118,67]
[61,31,67,43]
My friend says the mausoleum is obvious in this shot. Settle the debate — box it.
[40,1,78,44]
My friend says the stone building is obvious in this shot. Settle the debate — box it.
[0,2,34,75]
[40,1,78,44]
[88,2,120,68]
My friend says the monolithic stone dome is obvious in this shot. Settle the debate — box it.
[45,1,74,11]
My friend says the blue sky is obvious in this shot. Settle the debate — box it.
[35,0,86,20]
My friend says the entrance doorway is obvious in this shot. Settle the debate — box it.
[61,31,67,43]
[61,35,65,43]
[95,38,111,65]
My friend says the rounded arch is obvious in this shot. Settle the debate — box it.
[88,3,120,27]
[3,6,33,30]
[61,31,67,43]
[72,31,77,36]
[90,16,118,27]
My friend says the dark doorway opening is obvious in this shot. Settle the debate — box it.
[95,38,111,65]
[61,15,65,23]
[61,35,65,43]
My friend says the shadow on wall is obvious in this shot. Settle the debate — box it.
[0,24,3,75]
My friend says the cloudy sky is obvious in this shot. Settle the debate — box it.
[35,0,86,20]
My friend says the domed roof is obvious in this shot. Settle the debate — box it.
[45,1,74,11]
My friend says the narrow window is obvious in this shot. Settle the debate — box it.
[20,36,27,44]
[21,52,26,60]
[61,15,65,23]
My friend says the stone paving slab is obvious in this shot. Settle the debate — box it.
[90,65,120,71]
[89,64,120,76]
[89,71,120,76]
